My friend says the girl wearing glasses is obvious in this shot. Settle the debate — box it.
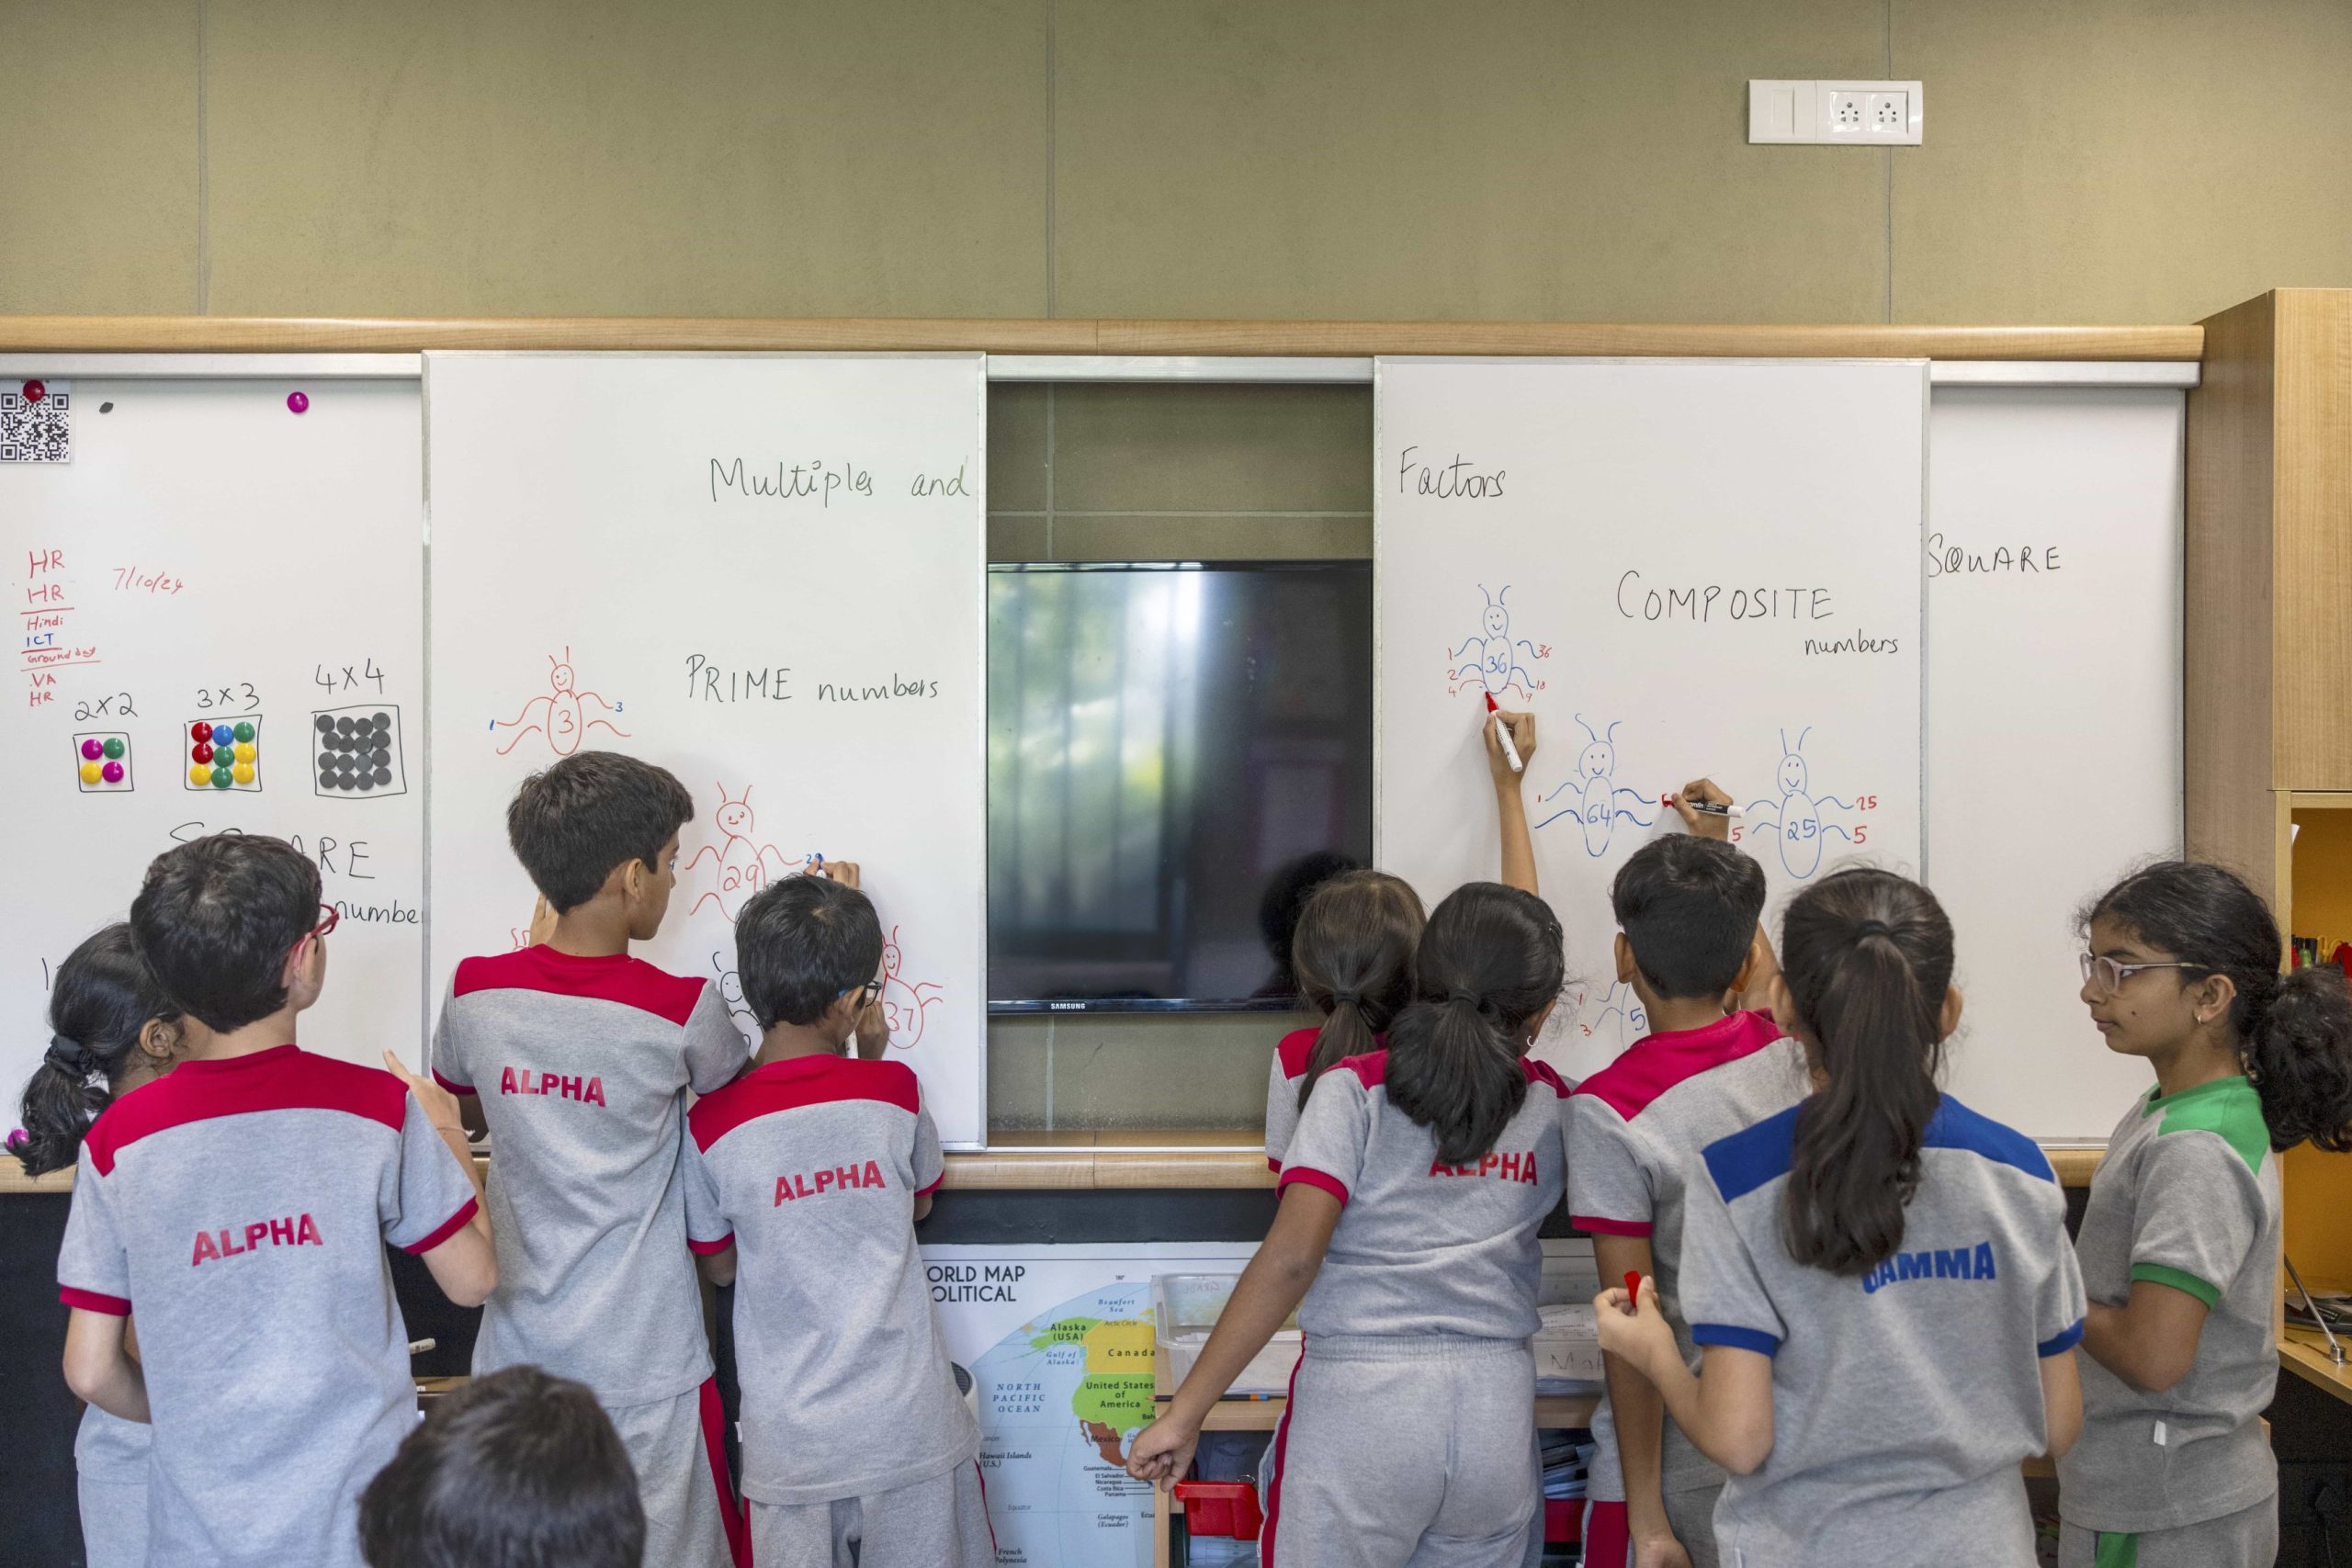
[2059,861,2352,1568]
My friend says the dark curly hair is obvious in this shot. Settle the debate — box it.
[2085,861,2352,1154]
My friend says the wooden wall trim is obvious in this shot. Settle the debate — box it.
[0,316,2203,361]
[2270,289,2352,790]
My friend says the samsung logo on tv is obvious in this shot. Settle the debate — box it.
[1048,1001,1087,1011]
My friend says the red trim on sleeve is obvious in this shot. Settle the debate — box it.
[452,948,706,1027]
[1277,1168,1350,1206]
[1522,1058,1570,1096]
[1571,1214,1656,1237]
[915,1174,944,1197]
[1339,1051,1387,1089]
[687,1233,736,1257]
[1266,1155,1282,1172]
[687,1056,921,1153]
[430,1068,476,1096]
[60,1286,131,1316]
[402,1195,479,1255]
[85,1047,403,1176]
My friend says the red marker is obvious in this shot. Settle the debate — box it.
[1484,693,1523,774]
[1623,1270,1643,1314]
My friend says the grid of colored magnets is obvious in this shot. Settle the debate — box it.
[311,705,407,798]
[185,715,263,791]
[73,733,133,793]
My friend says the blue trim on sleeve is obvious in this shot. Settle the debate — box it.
[1701,1104,1803,1202]
[1923,1098,2055,1183]
[1691,1322,1781,1357]
[2037,1318,2085,1357]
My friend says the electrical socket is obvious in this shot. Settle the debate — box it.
[1748,80,1924,145]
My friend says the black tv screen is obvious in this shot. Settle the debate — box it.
[988,561,1374,1011]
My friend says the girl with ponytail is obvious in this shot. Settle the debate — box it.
[1261,707,1537,1168]
[1130,883,1570,1566]
[2057,861,2352,1568]
[1596,868,2086,1566]
[11,923,184,1568]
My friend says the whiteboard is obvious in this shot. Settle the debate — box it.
[1376,358,1928,1085]
[1927,386,2184,1137]
[1,376,425,1110]
[424,354,988,1146]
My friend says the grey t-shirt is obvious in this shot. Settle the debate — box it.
[75,1403,150,1483]
[1565,1010,1805,1503]
[2058,1076,2279,1533]
[1261,1025,1320,1169]
[1679,1095,2086,1566]
[681,1054,977,1505]
[56,1045,479,1568]
[432,945,748,1407]
[1280,1050,1569,1341]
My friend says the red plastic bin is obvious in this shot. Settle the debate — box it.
[1172,1481,1264,1540]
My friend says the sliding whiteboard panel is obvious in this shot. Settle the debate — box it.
[1928,386,2185,1138]
[1,378,424,1104]
[425,354,988,1145]
[1377,358,1928,1085]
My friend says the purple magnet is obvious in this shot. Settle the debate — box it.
[101,761,125,784]
[287,391,309,414]
[22,379,44,403]
[80,737,105,760]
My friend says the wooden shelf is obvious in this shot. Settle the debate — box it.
[0,315,2202,362]
[2282,1328,2352,1406]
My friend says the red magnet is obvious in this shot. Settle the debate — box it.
[287,391,309,414]
[190,721,213,742]
[192,742,214,764]
[22,379,44,402]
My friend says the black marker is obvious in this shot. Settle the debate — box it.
[1662,795,1742,818]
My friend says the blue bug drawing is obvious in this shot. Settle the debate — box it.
[1446,584,1546,699]
[1585,980,1650,1049]
[1533,716,1656,858]
[1740,728,1868,879]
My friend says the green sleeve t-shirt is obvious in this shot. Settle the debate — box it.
[2058,1076,2280,1535]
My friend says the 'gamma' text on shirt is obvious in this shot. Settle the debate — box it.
[1860,1240,1998,1294]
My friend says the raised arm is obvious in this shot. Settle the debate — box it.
[1487,709,1540,894]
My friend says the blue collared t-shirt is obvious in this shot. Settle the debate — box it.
[1678,1095,2086,1567]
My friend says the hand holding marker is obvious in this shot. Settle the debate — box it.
[1485,693,1523,774]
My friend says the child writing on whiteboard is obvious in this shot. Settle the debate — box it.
[2059,862,2352,1567]
[1131,881,1571,1567]
[430,751,752,1568]
[1593,868,2085,1567]
[58,835,495,1568]
[13,924,186,1568]
[1566,780,1802,1568]
[682,871,992,1568]
[1262,707,1538,1167]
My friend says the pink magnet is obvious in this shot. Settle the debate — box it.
[101,761,125,784]
[287,390,310,414]
[22,379,44,402]
[81,737,105,760]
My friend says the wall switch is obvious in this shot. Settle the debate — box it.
[1748,80,1923,145]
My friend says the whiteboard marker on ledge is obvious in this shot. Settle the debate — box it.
[1484,694,1523,774]
[1664,795,1741,818]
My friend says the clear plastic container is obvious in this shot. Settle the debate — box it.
[1153,1273,1301,1396]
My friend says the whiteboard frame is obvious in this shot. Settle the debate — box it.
[1,354,2197,389]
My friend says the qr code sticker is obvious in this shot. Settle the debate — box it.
[0,380,72,463]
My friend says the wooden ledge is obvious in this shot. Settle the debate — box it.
[0,316,2201,362]
[5,1137,2105,1195]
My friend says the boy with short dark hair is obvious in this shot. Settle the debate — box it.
[359,1365,647,1568]
[432,750,749,1568]
[1566,783,1805,1568]
[60,833,494,1568]
[684,873,992,1568]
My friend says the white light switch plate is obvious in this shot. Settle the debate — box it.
[1748,79,1923,144]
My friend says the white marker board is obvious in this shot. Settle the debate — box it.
[1927,385,2185,1137]
[1376,358,1928,1086]
[1,377,425,1111]
[425,354,988,1146]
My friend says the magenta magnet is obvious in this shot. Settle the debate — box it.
[287,391,309,414]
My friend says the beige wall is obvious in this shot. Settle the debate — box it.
[6,0,2350,324]
[10,0,2348,1129]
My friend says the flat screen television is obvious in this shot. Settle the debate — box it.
[987,560,1374,1012]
